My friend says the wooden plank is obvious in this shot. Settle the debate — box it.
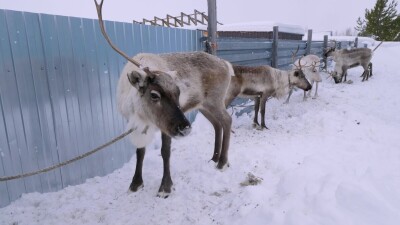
[219,52,270,63]
[24,12,63,192]
[0,9,26,204]
[5,10,43,194]
[217,41,272,51]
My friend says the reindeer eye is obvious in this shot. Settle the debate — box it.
[150,90,161,101]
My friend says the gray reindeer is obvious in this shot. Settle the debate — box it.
[225,64,311,129]
[95,0,233,197]
[325,40,383,83]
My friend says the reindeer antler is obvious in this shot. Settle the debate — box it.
[94,0,142,68]
[291,45,300,65]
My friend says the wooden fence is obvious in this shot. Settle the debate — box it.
[0,9,202,207]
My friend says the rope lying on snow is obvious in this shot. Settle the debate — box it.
[0,128,133,182]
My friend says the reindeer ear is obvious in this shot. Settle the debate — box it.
[127,70,148,94]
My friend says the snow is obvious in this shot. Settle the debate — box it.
[1,43,400,225]
[192,21,305,35]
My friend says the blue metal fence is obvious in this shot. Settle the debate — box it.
[0,9,203,207]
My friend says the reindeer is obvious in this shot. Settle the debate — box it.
[285,50,322,103]
[94,0,233,197]
[224,63,312,129]
[324,40,382,83]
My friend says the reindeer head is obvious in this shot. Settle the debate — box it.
[290,66,312,91]
[95,0,191,138]
[127,69,191,137]
[291,49,312,91]
[323,40,337,58]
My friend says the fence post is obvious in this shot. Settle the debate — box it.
[355,37,358,48]
[306,29,312,55]
[207,0,217,55]
[338,42,342,50]
[271,26,279,68]
[323,35,328,70]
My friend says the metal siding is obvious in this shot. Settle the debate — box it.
[69,16,93,179]
[5,10,44,194]
[93,19,115,174]
[81,18,107,177]
[24,12,63,192]
[0,99,11,207]
[39,13,77,187]
[0,10,31,203]
[55,15,86,185]
[114,21,134,163]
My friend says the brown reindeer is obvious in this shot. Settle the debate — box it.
[225,64,312,129]
[94,0,233,197]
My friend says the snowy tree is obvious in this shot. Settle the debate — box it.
[355,0,400,41]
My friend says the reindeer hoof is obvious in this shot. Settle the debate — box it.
[157,178,173,198]
[210,154,220,163]
[129,182,144,192]
[157,190,171,199]
[217,161,230,171]
[261,124,269,130]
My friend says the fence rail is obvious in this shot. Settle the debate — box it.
[0,9,202,208]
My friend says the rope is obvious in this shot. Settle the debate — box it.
[0,128,133,182]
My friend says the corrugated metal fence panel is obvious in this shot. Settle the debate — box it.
[0,9,204,207]
[217,38,273,66]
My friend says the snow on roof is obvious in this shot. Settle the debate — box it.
[193,21,306,35]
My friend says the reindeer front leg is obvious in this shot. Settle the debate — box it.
[129,147,146,192]
[259,95,269,130]
[157,133,173,198]
[253,97,261,127]
[313,82,319,99]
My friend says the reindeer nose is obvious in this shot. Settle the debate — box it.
[176,120,191,137]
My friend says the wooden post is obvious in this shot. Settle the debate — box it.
[207,0,217,55]
[271,26,279,68]
[306,29,312,55]
[355,37,358,48]
[323,35,328,70]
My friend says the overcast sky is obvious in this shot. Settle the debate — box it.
[1,0,399,33]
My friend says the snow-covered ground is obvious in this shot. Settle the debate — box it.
[1,43,400,225]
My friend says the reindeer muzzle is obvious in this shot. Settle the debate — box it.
[175,121,192,137]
